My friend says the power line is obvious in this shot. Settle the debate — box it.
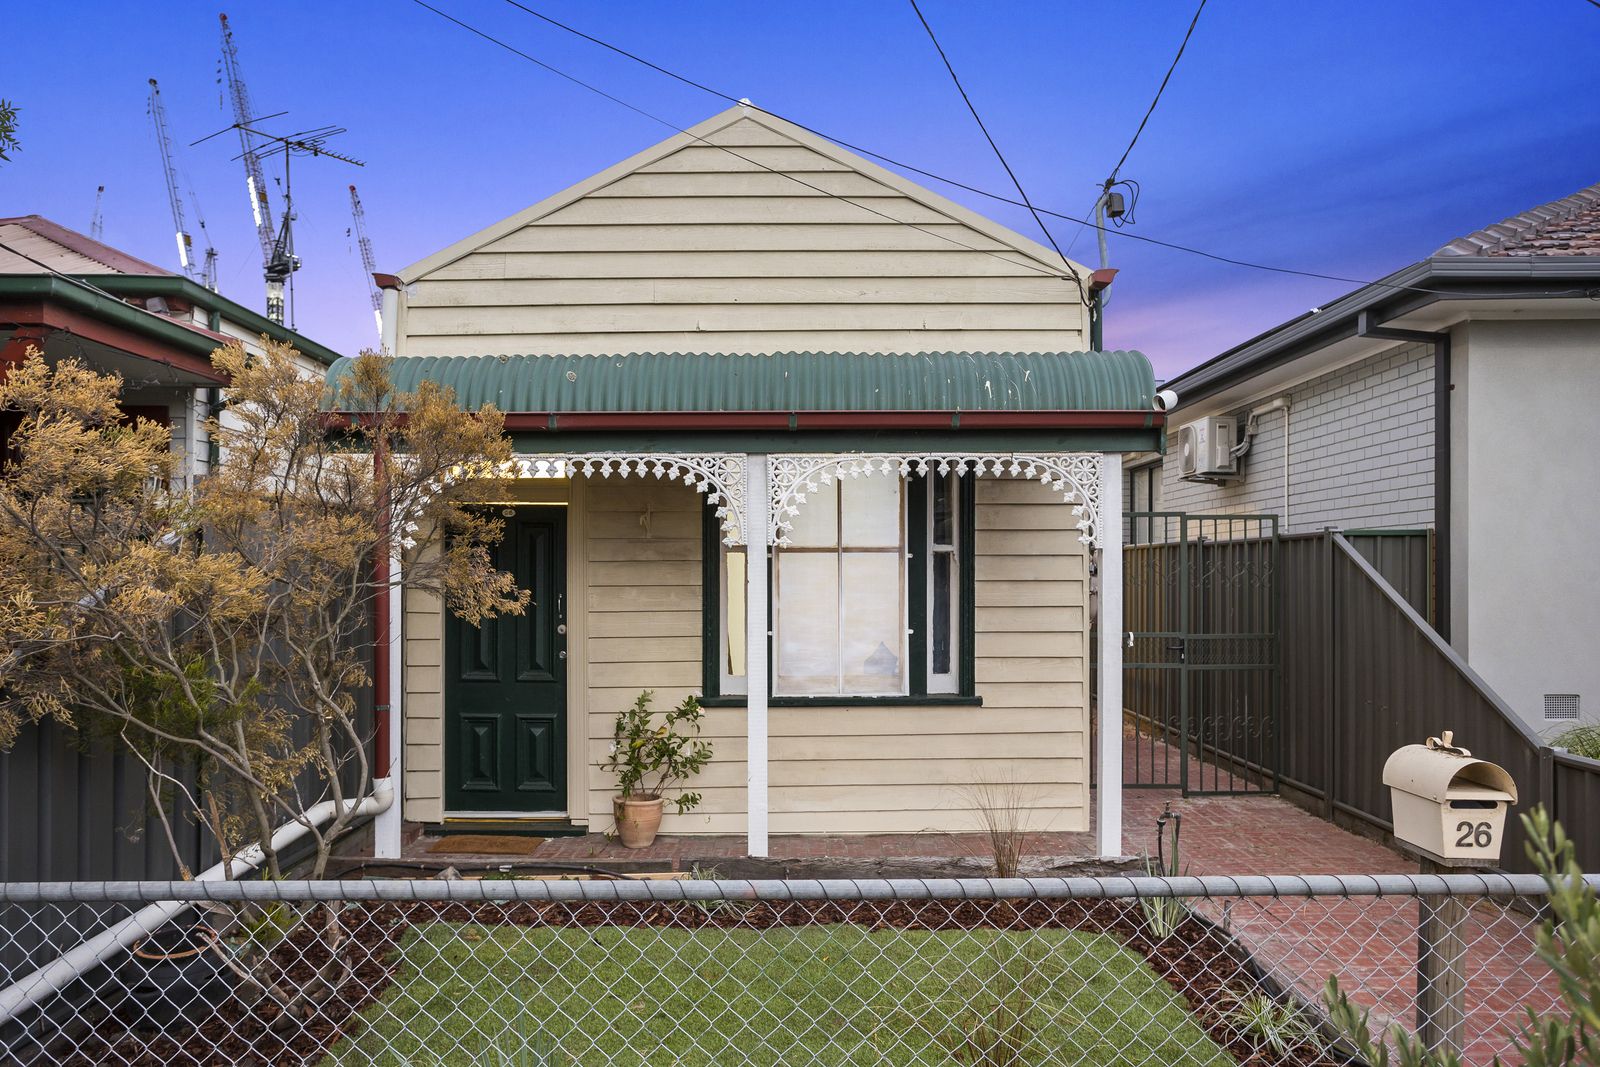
[425,1,1596,304]
[1108,0,1208,185]
[1066,0,1207,258]
[484,0,1449,292]
[904,0,1085,307]
[411,0,1078,285]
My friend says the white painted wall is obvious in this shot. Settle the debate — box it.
[1451,318,1600,736]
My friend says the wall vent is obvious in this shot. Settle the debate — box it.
[1544,693,1580,721]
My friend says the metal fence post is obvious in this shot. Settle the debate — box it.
[1322,527,1337,821]
[1416,860,1469,1057]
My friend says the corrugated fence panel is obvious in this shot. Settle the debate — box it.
[1126,526,1600,873]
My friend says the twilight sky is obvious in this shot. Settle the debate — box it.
[4,1,1598,379]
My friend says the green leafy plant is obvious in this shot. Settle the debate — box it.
[0,99,18,163]
[600,690,712,814]
[1550,722,1600,761]
[1140,804,1189,939]
[1324,806,1598,1067]
[1223,993,1324,1058]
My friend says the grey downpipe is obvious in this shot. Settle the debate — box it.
[0,779,393,1028]
[1356,311,1451,639]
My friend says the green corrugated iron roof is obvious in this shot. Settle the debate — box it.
[325,351,1154,412]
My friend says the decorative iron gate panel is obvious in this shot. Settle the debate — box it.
[1123,512,1280,795]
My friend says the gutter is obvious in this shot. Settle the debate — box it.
[329,409,1162,433]
[0,276,233,370]
[1165,256,1600,407]
[0,780,394,1030]
[77,274,345,368]
[1357,310,1452,639]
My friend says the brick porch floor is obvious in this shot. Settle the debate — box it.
[411,730,1410,876]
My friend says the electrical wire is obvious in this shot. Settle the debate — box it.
[480,0,1593,302]
[1108,0,1208,186]
[411,0,1080,286]
[905,0,1085,306]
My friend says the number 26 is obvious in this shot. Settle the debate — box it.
[1455,821,1493,848]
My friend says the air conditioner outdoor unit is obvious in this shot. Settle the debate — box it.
[1177,416,1239,479]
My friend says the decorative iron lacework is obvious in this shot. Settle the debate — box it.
[502,454,750,546]
[769,453,1104,549]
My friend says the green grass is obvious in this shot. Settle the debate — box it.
[325,921,1232,1067]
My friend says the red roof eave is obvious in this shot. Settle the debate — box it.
[329,409,1162,432]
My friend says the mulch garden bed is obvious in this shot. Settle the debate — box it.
[55,893,1349,1067]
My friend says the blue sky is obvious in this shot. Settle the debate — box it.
[4,1,1598,378]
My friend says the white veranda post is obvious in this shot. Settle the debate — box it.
[744,455,771,857]
[375,546,404,859]
[1097,453,1124,858]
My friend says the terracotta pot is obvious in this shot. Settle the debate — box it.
[613,795,665,848]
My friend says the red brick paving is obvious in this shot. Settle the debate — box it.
[409,733,1556,1065]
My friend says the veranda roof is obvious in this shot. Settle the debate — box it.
[325,351,1158,434]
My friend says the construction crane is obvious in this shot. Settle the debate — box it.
[90,186,105,240]
[218,12,294,321]
[147,79,219,290]
[348,184,383,341]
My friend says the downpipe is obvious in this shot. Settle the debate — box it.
[0,778,394,1030]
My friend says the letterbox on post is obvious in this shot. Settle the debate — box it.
[1382,731,1517,866]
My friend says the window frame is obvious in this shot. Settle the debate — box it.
[701,473,978,707]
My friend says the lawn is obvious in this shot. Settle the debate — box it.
[326,919,1233,1066]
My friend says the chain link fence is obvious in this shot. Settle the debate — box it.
[0,874,1580,1066]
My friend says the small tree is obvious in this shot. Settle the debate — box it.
[0,340,527,879]
[1324,806,1598,1067]
[0,98,19,163]
[601,691,712,814]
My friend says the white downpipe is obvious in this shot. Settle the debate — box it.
[1096,454,1125,859]
[375,547,405,859]
[379,286,400,355]
[0,780,394,1028]
[744,455,770,858]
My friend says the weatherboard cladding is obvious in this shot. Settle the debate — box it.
[328,351,1154,413]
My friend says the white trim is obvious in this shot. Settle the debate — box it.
[398,105,1089,287]
[488,454,749,545]
[1096,453,1125,859]
[745,454,771,857]
[769,453,1104,549]
[374,547,405,858]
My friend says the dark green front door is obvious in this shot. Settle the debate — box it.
[445,507,567,813]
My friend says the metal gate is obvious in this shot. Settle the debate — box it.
[1122,512,1281,794]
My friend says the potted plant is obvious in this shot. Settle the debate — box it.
[601,691,713,848]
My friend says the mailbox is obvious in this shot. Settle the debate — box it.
[1382,732,1517,866]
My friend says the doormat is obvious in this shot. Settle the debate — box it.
[426,834,546,856]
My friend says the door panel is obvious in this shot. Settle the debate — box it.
[445,507,567,813]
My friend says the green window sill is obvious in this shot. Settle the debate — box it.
[698,694,983,708]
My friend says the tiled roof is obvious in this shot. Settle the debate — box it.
[0,215,175,276]
[1435,181,1600,257]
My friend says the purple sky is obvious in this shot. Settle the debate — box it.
[5,1,1599,378]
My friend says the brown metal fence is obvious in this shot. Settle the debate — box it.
[1273,531,1600,873]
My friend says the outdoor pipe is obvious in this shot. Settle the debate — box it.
[1357,310,1451,639]
[0,779,394,1029]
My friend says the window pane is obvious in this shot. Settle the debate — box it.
[932,473,954,546]
[841,553,903,694]
[785,481,838,547]
[776,553,839,694]
[841,476,900,547]
[723,547,746,681]
[931,551,952,676]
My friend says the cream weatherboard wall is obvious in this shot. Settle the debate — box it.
[400,475,1089,833]
[393,107,1089,356]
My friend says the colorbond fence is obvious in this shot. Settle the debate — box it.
[1254,530,1598,873]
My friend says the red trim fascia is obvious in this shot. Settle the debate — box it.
[338,409,1163,432]
[0,299,229,384]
